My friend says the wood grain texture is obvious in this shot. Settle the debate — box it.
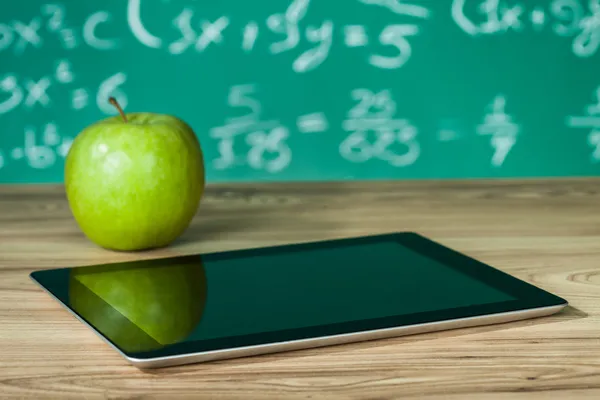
[1,178,600,399]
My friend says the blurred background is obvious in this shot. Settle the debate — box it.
[1,0,599,185]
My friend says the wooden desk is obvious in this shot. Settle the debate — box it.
[1,179,599,399]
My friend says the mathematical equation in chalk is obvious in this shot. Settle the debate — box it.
[0,122,72,171]
[0,0,598,74]
[453,0,600,58]
[208,83,525,173]
[0,59,127,116]
[0,81,520,172]
[3,83,600,172]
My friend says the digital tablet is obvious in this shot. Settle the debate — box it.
[30,232,567,369]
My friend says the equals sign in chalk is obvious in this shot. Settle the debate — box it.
[566,115,600,128]
[297,112,329,133]
[438,129,461,142]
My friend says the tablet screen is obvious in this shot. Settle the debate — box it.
[186,240,514,340]
[31,233,565,359]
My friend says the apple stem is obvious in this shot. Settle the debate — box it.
[108,97,128,123]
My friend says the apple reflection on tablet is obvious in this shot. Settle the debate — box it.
[67,257,207,353]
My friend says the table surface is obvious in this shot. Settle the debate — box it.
[1,178,599,399]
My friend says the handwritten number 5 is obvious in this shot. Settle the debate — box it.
[227,84,261,122]
[369,24,419,70]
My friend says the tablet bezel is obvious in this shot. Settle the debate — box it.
[30,232,568,361]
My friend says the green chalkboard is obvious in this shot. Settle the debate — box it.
[1,0,599,184]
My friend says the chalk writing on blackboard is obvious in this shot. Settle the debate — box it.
[340,89,420,167]
[452,0,600,58]
[5,0,422,73]
[10,123,71,169]
[83,11,118,50]
[1,0,599,178]
[1,0,595,75]
[0,57,127,117]
[566,85,600,161]
[0,53,129,171]
[42,4,77,49]
[0,63,64,115]
[476,94,520,167]
[344,25,369,47]
[358,0,431,19]
[530,7,547,31]
[0,76,22,115]
[96,73,128,115]
[438,130,460,142]
[242,21,259,53]
[297,113,329,134]
[210,84,293,173]
[71,88,88,110]
[452,0,525,35]
[551,0,600,58]
[55,60,74,84]
[437,119,462,142]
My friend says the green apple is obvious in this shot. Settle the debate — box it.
[65,97,205,251]
[69,259,207,353]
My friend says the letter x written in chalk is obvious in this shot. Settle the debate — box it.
[196,16,229,51]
